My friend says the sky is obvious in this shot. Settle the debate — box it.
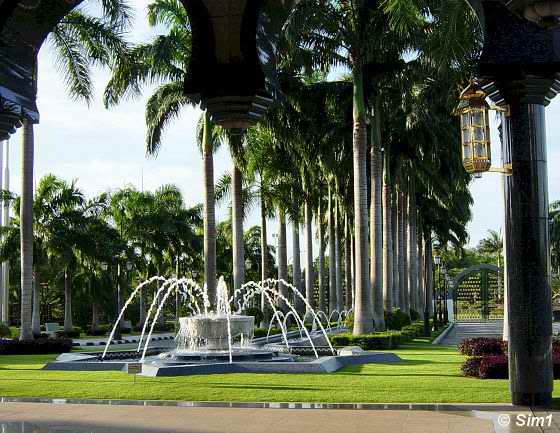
[3,1,560,266]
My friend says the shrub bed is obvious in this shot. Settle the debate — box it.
[461,338,560,379]
[0,337,73,355]
[458,337,506,356]
[55,326,82,339]
[330,332,399,349]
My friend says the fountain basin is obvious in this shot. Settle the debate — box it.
[177,315,254,352]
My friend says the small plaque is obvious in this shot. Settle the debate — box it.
[127,363,142,375]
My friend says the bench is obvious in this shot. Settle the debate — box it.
[45,322,60,336]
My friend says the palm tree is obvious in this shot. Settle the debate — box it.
[19,120,34,340]
[104,0,232,305]
[284,1,421,333]
[370,98,385,330]
[17,1,129,341]
[478,229,504,268]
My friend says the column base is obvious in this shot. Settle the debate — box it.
[511,392,552,408]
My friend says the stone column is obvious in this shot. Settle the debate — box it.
[503,97,552,407]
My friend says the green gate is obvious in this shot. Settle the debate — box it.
[452,264,504,321]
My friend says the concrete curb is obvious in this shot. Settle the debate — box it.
[0,397,531,412]
[432,323,454,345]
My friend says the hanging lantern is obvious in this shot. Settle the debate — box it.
[456,82,492,175]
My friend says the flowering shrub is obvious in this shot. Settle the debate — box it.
[478,355,508,379]
[458,337,506,356]
[461,356,483,377]
[462,339,560,379]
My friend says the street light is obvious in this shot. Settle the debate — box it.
[101,262,108,271]
[126,261,133,272]
[245,258,252,270]
[456,82,511,176]
[457,82,492,174]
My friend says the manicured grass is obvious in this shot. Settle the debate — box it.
[1,337,558,404]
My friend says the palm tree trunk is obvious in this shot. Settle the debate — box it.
[202,111,217,307]
[351,64,373,334]
[417,231,425,314]
[382,151,393,314]
[344,214,352,310]
[64,268,73,333]
[400,188,409,315]
[351,232,355,311]
[19,120,34,341]
[232,164,244,293]
[260,187,268,327]
[305,198,314,310]
[291,212,303,315]
[370,103,385,330]
[334,197,343,312]
[31,272,40,337]
[278,208,288,312]
[397,188,405,311]
[408,183,418,315]
[328,182,336,313]
[318,201,327,312]
[392,190,399,310]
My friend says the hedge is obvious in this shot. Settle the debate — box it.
[55,326,82,339]
[0,337,73,355]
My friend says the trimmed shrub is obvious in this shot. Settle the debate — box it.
[458,337,505,356]
[56,326,82,339]
[410,309,421,321]
[0,337,73,355]
[330,332,401,350]
[330,334,351,347]
[0,323,11,339]
[385,309,411,331]
[479,355,508,379]
[253,327,285,339]
[244,307,264,326]
[461,356,483,377]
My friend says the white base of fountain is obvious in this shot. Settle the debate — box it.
[177,315,255,352]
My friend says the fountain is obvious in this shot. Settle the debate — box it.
[45,275,402,376]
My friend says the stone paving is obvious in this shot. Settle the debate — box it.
[0,402,558,433]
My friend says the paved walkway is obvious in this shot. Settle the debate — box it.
[1,402,557,433]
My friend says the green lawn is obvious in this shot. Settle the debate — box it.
[1,337,550,403]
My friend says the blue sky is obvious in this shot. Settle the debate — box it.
[4,1,560,264]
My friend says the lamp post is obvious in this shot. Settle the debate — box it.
[433,255,441,331]
[440,265,447,324]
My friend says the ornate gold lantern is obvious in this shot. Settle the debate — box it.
[457,82,492,174]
